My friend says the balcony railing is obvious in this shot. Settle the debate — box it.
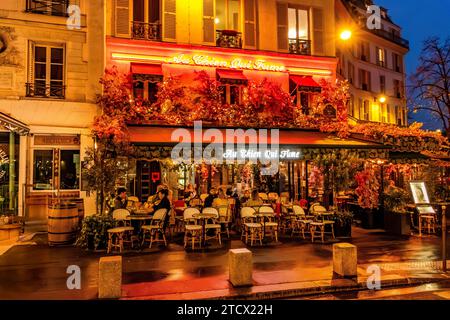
[25,0,69,17]
[367,28,409,49]
[26,83,65,99]
[216,30,242,49]
[132,21,162,41]
[288,39,311,56]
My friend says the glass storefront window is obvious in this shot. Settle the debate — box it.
[60,150,80,190]
[33,150,53,190]
[33,149,80,190]
[0,132,20,215]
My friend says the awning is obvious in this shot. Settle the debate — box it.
[216,69,248,85]
[290,75,322,93]
[0,112,29,135]
[128,125,388,149]
[131,63,163,82]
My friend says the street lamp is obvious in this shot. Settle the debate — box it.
[339,30,352,41]
[378,96,386,103]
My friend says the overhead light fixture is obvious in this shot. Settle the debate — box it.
[339,30,352,41]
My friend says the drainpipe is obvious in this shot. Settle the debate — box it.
[9,131,15,212]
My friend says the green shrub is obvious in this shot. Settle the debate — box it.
[76,215,115,250]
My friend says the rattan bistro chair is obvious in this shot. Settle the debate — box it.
[240,207,262,246]
[258,205,279,242]
[108,209,137,252]
[217,204,232,238]
[309,204,335,243]
[183,207,202,250]
[202,207,222,245]
[291,205,312,239]
[141,208,168,248]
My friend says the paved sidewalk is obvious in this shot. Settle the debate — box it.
[121,260,450,300]
[0,227,449,299]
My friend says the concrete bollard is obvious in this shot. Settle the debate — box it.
[229,248,253,287]
[333,243,357,277]
[98,256,122,299]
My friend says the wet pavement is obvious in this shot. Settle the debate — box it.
[0,227,448,299]
[300,282,450,300]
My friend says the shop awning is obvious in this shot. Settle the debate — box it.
[0,112,29,135]
[216,69,248,85]
[131,63,163,82]
[128,125,388,149]
[290,75,322,93]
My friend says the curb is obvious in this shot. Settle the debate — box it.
[205,276,450,300]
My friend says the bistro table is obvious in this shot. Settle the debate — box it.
[192,212,218,247]
[126,214,154,246]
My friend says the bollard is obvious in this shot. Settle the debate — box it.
[229,248,253,287]
[333,243,357,278]
[98,256,122,299]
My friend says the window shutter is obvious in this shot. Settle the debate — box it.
[244,0,256,48]
[203,0,215,44]
[276,2,288,51]
[115,0,131,37]
[312,8,324,55]
[163,0,176,41]
[28,41,35,84]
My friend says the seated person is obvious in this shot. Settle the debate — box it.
[203,188,217,208]
[244,190,263,207]
[114,187,128,210]
[184,183,198,204]
[212,188,229,208]
[240,189,251,205]
[145,184,166,208]
[153,188,172,231]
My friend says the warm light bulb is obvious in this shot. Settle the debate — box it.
[379,96,386,103]
[214,18,220,24]
[340,30,352,41]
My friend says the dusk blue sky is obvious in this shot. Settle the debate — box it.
[375,0,450,130]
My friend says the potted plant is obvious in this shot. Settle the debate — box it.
[331,211,353,238]
[76,215,115,250]
[383,185,411,236]
[355,168,380,229]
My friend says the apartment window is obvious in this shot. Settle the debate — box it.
[216,0,241,31]
[287,6,311,55]
[27,44,65,99]
[394,105,403,126]
[386,104,391,123]
[219,85,243,105]
[359,69,371,91]
[132,0,161,40]
[380,75,386,94]
[393,79,402,98]
[358,98,363,120]
[290,81,311,115]
[392,53,403,73]
[347,62,355,84]
[376,47,386,67]
[363,100,370,121]
[381,103,387,123]
[359,41,370,62]
[348,94,355,117]
[26,0,69,17]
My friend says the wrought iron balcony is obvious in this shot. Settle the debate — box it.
[288,39,311,56]
[132,21,162,41]
[216,30,242,49]
[25,0,69,17]
[26,82,65,99]
[367,28,409,49]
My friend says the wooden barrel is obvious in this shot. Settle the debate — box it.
[62,198,85,226]
[48,203,79,246]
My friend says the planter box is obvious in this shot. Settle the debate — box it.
[334,221,352,238]
[384,212,411,236]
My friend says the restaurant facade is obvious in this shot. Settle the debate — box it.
[105,0,393,205]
